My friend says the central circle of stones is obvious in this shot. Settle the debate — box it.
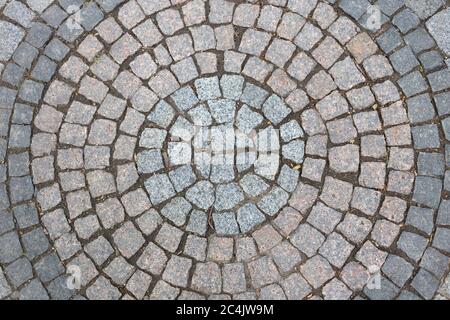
[137,76,305,235]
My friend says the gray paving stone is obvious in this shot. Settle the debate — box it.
[134,209,161,236]
[412,176,442,209]
[2,63,24,86]
[397,231,428,262]
[279,272,311,300]
[337,213,372,245]
[182,0,205,26]
[183,234,207,262]
[259,283,286,300]
[319,232,354,268]
[136,149,164,174]
[294,22,323,51]
[13,41,38,70]
[0,231,22,265]
[213,212,239,235]
[19,279,49,300]
[239,28,271,56]
[214,182,244,211]
[405,28,435,54]
[34,252,65,283]
[147,101,175,128]
[84,235,114,266]
[290,223,324,257]
[126,270,152,299]
[161,197,191,227]
[36,183,60,211]
[418,152,445,177]
[65,101,96,125]
[433,228,450,253]
[391,9,419,35]
[163,256,192,288]
[186,210,207,236]
[86,276,121,300]
[153,43,173,66]
[406,0,444,19]
[356,240,388,269]
[74,215,100,239]
[110,32,141,61]
[149,280,179,300]
[277,164,299,192]
[420,247,449,279]
[144,173,176,205]
[364,276,400,300]
[163,166,193,193]
[0,21,25,61]
[87,170,116,198]
[21,227,49,260]
[44,38,69,62]
[233,3,259,27]
[171,57,199,84]
[18,80,44,104]
[300,255,334,289]
[248,256,280,289]
[221,263,246,294]
[41,209,70,240]
[307,202,342,235]
[257,186,289,216]
[136,242,167,275]
[398,71,428,97]
[377,27,403,54]
[103,257,134,288]
[2,0,449,301]
[54,232,81,261]
[258,4,282,32]
[12,203,38,230]
[155,223,183,253]
[191,262,222,294]
[411,269,440,299]
[426,7,450,55]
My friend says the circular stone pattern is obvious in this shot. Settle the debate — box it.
[137,76,306,235]
[0,0,449,301]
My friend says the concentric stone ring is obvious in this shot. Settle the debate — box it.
[0,0,449,300]
[135,76,307,236]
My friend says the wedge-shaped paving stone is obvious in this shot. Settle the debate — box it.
[248,256,280,289]
[161,197,192,227]
[144,174,176,205]
[300,255,335,289]
[191,262,222,294]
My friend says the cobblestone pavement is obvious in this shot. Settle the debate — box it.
[0,0,449,300]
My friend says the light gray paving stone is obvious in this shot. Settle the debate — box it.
[184,234,207,261]
[300,255,335,289]
[136,242,167,275]
[294,22,323,51]
[155,223,183,253]
[191,262,222,294]
[281,273,312,300]
[162,256,192,288]
[0,21,25,61]
[213,212,239,235]
[247,256,280,289]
